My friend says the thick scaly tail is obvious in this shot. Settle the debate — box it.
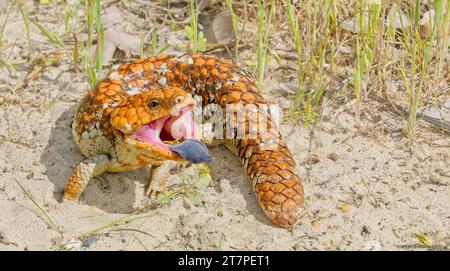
[223,102,304,227]
[227,134,304,227]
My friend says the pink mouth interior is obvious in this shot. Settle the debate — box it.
[130,106,199,150]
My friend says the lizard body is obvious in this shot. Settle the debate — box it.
[64,54,304,227]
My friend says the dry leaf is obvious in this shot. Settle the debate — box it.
[101,5,123,28]
[205,10,234,44]
[341,20,360,34]
[278,82,297,95]
[199,0,221,11]
[336,45,353,55]
[411,232,433,247]
[385,4,409,31]
[419,10,435,39]
[100,28,141,65]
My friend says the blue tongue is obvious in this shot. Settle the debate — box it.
[169,139,212,164]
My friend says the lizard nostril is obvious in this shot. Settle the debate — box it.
[174,96,183,104]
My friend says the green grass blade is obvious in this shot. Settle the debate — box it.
[14,179,62,235]
[31,20,65,49]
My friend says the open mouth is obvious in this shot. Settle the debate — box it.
[130,105,199,150]
[129,104,211,164]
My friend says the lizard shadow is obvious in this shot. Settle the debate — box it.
[207,146,273,227]
[40,104,147,214]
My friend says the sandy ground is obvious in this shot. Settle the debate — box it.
[1,2,449,251]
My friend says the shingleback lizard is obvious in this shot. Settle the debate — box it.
[64,54,304,227]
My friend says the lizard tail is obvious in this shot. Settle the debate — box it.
[229,136,305,227]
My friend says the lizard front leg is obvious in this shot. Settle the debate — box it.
[145,160,178,198]
[63,154,111,201]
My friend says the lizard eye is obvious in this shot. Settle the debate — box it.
[149,100,160,109]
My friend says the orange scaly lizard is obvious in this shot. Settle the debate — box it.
[64,54,304,227]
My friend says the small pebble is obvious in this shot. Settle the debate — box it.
[304,154,320,166]
[339,203,350,213]
[327,152,338,161]
[361,225,370,236]
[82,237,98,248]
[311,220,321,229]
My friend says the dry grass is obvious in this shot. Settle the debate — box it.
[2,0,448,135]
[13,1,448,141]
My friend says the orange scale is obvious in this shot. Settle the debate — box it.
[292,194,304,204]
[241,93,256,103]
[110,79,123,85]
[228,91,241,102]
[232,82,246,91]
[129,64,143,73]
[261,191,274,202]
[165,72,174,80]
[125,108,137,119]
[219,65,229,73]
[105,107,113,115]
[143,62,154,71]
[166,59,176,69]
[105,88,116,96]
[118,71,130,78]
[200,68,209,78]
[118,107,127,117]
[248,85,258,93]
[260,182,272,192]
[94,94,105,102]
[83,114,92,123]
[205,58,216,66]
[111,116,120,127]
[118,64,130,71]
[102,98,113,104]
[218,73,228,81]
[112,95,123,102]
[156,54,169,60]
[177,62,188,71]
[281,199,296,212]
[228,72,237,78]
[98,81,109,88]
[173,69,181,79]
[191,70,200,81]
[210,68,219,77]
[126,114,138,124]
[133,99,143,107]
[281,188,297,199]
[140,114,151,124]
[193,57,205,67]
[118,117,128,129]
[271,194,287,205]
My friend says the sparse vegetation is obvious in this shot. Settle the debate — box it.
[155,164,212,206]
[256,0,274,92]
[14,179,62,235]
[225,0,241,63]
[185,0,207,53]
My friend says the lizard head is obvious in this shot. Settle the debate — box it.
[110,86,209,163]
